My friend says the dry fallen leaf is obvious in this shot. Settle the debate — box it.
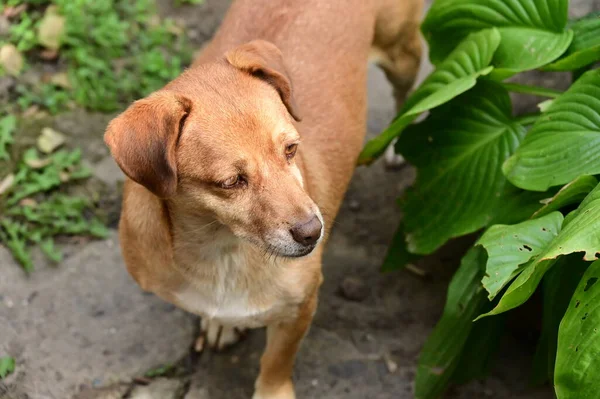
[39,49,59,61]
[50,72,71,89]
[24,157,51,169]
[37,127,66,154]
[3,4,27,19]
[0,44,23,76]
[37,6,65,50]
[19,198,38,207]
[0,173,14,196]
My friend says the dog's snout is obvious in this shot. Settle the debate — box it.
[290,215,322,246]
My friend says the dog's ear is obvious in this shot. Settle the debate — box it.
[226,40,301,121]
[104,91,192,198]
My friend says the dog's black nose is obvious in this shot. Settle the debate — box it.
[290,216,322,246]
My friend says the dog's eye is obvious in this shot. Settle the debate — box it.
[285,143,298,160]
[221,174,246,189]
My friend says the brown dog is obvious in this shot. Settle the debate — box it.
[104,0,422,397]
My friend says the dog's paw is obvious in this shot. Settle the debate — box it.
[252,379,295,399]
[194,318,247,352]
[383,141,405,170]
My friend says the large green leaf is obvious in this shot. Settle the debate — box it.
[398,81,526,254]
[478,211,563,300]
[532,175,598,218]
[357,28,500,165]
[488,183,553,225]
[415,246,488,399]
[451,312,506,385]
[422,0,571,76]
[532,255,589,385]
[545,13,600,72]
[555,259,600,398]
[478,183,600,319]
[504,70,600,191]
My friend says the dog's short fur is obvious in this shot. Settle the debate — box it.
[104,0,422,397]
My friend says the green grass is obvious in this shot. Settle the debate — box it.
[0,356,16,379]
[0,0,199,271]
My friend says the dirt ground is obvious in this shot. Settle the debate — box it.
[2,0,599,398]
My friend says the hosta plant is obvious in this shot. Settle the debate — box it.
[359,1,600,398]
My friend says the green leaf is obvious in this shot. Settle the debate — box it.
[0,219,33,272]
[422,0,571,76]
[479,183,600,319]
[357,28,500,165]
[478,212,563,300]
[504,70,600,191]
[545,13,600,71]
[451,312,506,385]
[0,115,17,161]
[488,28,572,80]
[398,80,526,254]
[488,183,553,226]
[555,259,600,398]
[144,363,174,378]
[415,246,488,399]
[40,237,63,263]
[532,255,589,385]
[533,175,598,218]
[0,356,15,379]
[358,113,418,166]
[381,223,419,272]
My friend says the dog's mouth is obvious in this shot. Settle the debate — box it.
[263,242,318,259]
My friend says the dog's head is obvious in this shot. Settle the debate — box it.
[105,40,323,257]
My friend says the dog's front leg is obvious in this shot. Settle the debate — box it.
[253,293,318,399]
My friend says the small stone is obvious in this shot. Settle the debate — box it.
[37,127,66,154]
[340,276,369,302]
[0,44,24,76]
[383,354,398,373]
[311,379,318,387]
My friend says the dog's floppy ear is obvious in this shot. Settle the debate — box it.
[226,40,301,121]
[104,91,191,198]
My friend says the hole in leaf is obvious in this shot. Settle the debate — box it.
[542,228,547,232]
[576,300,581,308]
[523,245,532,252]
[584,278,598,292]
[582,313,589,321]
